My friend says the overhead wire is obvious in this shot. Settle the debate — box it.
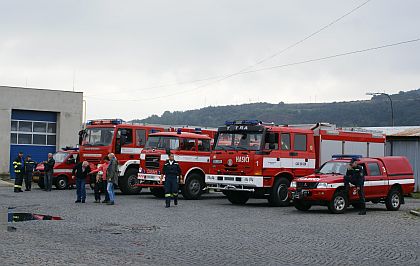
[85,0,372,97]
[85,37,420,102]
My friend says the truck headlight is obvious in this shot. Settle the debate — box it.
[290,181,296,188]
[212,159,223,164]
[317,182,328,188]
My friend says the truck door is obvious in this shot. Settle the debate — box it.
[262,132,291,176]
[116,128,135,160]
[364,161,387,198]
[291,133,314,177]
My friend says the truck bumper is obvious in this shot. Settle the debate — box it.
[136,173,163,188]
[205,174,264,192]
[289,188,335,201]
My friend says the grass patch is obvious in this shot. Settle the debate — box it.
[410,192,420,199]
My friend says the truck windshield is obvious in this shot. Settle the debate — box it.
[318,162,349,175]
[83,127,115,146]
[215,132,262,151]
[53,152,68,163]
[145,136,180,150]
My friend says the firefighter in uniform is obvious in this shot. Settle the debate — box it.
[344,158,366,215]
[12,152,25,193]
[160,153,183,208]
[23,155,37,191]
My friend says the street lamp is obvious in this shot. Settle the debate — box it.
[366,92,394,127]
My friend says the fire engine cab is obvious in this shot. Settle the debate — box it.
[289,155,415,213]
[137,129,214,199]
[79,119,165,194]
[205,120,385,206]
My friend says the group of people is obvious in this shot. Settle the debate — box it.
[13,152,55,192]
[71,153,118,205]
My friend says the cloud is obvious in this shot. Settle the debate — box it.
[0,0,419,121]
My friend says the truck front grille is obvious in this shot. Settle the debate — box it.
[296,182,318,189]
[145,155,160,169]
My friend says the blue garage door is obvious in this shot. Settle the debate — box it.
[10,110,57,178]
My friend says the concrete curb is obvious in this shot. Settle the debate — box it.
[409,210,420,217]
[0,180,13,187]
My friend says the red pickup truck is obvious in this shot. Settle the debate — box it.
[289,156,415,214]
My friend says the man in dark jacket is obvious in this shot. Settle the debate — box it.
[72,161,91,203]
[12,152,24,193]
[43,153,55,192]
[160,153,183,208]
[344,158,366,215]
[23,155,37,191]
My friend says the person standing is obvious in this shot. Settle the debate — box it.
[160,153,182,208]
[106,153,118,205]
[12,152,25,193]
[23,155,37,191]
[43,153,55,192]
[72,161,91,203]
[92,156,110,203]
[344,158,366,215]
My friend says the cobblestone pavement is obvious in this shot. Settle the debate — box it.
[0,185,419,266]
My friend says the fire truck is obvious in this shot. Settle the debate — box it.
[79,119,166,194]
[137,128,215,199]
[33,147,80,190]
[205,120,385,206]
[289,155,415,213]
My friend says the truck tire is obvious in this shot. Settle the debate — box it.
[385,187,401,211]
[38,177,45,189]
[225,191,250,205]
[119,168,142,195]
[150,187,165,198]
[55,175,68,190]
[181,173,204,200]
[268,178,291,207]
[328,190,348,214]
[294,200,312,211]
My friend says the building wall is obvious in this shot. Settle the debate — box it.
[386,138,420,192]
[0,86,83,175]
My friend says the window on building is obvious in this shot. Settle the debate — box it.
[294,134,307,151]
[11,120,56,146]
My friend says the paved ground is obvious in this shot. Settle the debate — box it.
[0,183,419,266]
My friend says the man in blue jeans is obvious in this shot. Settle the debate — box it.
[106,153,118,205]
[72,161,91,203]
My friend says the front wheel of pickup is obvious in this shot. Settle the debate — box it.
[226,191,250,205]
[385,187,401,211]
[328,190,348,214]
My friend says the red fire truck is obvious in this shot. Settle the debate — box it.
[205,120,386,206]
[33,147,80,190]
[137,129,215,199]
[289,155,415,213]
[79,119,166,194]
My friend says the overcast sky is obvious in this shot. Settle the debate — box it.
[1,0,419,121]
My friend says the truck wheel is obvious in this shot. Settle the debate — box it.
[294,200,312,211]
[55,175,68,190]
[268,178,291,207]
[328,191,348,214]
[181,173,204,200]
[150,188,165,198]
[119,168,142,195]
[225,191,250,205]
[38,177,45,189]
[385,187,401,211]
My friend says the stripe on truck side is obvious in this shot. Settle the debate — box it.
[263,157,316,169]
[161,154,210,163]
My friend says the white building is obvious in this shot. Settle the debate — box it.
[0,86,83,177]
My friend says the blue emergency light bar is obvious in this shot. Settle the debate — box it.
[225,120,261,126]
[177,128,182,134]
[332,154,363,160]
[62,146,79,151]
[150,129,158,133]
[86,119,124,125]
[194,128,202,134]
